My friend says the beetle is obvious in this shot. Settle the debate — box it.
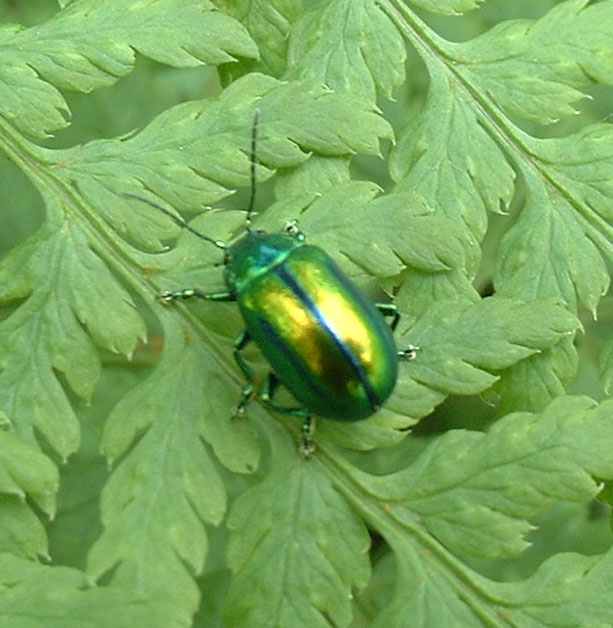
[127,111,416,454]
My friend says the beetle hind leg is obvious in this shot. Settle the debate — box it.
[231,333,315,455]
[261,372,315,456]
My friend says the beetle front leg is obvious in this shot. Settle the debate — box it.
[159,288,236,304]
[261,372,315,457]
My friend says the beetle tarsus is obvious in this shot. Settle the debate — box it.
[300,416,316,458]
[284,219,303,239]
[398,345,419,361]
[157,288,196,303]
[233,382,255,419]
[157,291,172,304]
[159,288,235,303]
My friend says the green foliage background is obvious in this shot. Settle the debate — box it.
[0,0,613,626]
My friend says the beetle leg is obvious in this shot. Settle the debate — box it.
[259,371,280,404]
[260,372,309,416]
[398,345,419,361]
[300,416,316,458]
[158,288,235,304]
[375,304,420,362]
[375,302,400,331]
[232,330,256,417]
[261,372,315,457]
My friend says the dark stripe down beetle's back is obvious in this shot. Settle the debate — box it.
[127,111,417,455]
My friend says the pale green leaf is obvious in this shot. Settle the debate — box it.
[45,73,392,251]
[255,183,473,281]
[493,338,579,413]
[286,0,406,101]
[385,0,613,418]
[487,550,613,627]
[0,3,612,626]
[225,428,371,628]
[0,52,69,138]
[274,155,351,201]
[0,212,146,458]
[89,320,258,612]
[407,0,485,15]
[600,336,613,395]
[0,430,58,516]
[402,297,578,396]
[0,0,257,137]
[0,554,182,628]
[390,70,516,243]
[0,496,48,560]
[453,0,613,124]
[389,0,613,315]
[388,396,610,557]
[496,165,610,314]
[394,268,480,323]
[215,0,302,77]
[354,396,613,626]
[1,71,396,611]
[370,544,613,628]
[0,430,57,560]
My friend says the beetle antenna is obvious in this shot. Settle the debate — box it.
[245,109,260,231]
[124,193,226,250]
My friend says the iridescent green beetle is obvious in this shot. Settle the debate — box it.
[129,112,416,453]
